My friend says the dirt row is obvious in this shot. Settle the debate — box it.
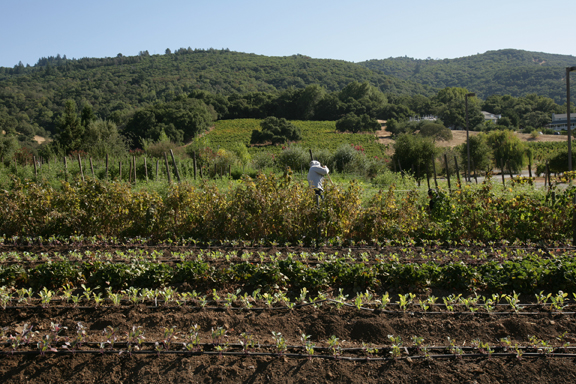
[1,305,576,383]
[1,306,574,349]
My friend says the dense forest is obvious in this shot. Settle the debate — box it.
[359,49,576,103]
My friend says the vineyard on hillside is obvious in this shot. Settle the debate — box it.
[206,119,389,158]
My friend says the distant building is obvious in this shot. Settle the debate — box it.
[547,113,576,131]
[481,111,501,123]
[408,115,438,122]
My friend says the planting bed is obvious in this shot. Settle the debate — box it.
[2,244,576,383]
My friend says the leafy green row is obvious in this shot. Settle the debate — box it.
[3,254,576,294]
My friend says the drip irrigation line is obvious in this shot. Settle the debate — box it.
[2,301,575,315]
[2,350,576,361]
[3,342,574,354]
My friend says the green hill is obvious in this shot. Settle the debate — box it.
[359,49,576,103]
[0,49,433,135]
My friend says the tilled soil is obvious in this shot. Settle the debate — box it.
[2,305,576,383]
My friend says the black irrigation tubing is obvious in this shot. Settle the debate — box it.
[3,342,575,354]
[3,301,576,315]
[2,244,576,253]
[2,350,576,361]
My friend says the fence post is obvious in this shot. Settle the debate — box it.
[573,194,576,246]
[89,158,95,179]
[164,152,172,184]
[169,149,181,183]
[500,159,505,187]
[144,157,148,182]
[193,152,197,180]
[444,154,451,192]
[472,161,478,184]
[454,156,461,187]
[432,156,438,188]
[546,161,550,189]
[105,154,109,180]
[133,156,137,184]
[64,156,68,182]
[77,154,85,182]
[156,159,159,180]
[33,156,38,180]
[119,161,122,180]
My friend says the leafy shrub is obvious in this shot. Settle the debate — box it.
[250,117,302,145]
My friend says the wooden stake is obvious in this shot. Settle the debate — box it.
[169,150,181,183]
[454,156,461,187]
[444,154,451,192]
[78,155,85,182]
[33,156,38,180]
[133,156,137,184]
[89,158,95,179]
[432,156,438,188]
[164,152,172,184]
[500,159,505,187]
[193,152,197,180]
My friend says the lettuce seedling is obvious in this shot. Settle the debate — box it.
[271,331,287,356]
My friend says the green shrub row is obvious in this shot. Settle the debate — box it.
[0,173,573,242]
[3,255,576,294]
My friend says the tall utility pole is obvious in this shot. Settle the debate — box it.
[465,93,476,182]
[568,67,576,172]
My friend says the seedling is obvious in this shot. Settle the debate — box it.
[211,327,227,345]
[500,337,512,352]
[301,334,315,359]
[535,291,552,306]
[411,336,424,351]
[551,291,568,312]
[271,331,287,356]
[397,293,415,312]
[504,291,521,313]
[362,342,379,359]
[81,284,100,302]
[39,287,54,308]
[389,343,402,359]
[376,292,391,310]
[327,335,343,358]
[214,343,229,358]
[106,287,122,306]
[37,334,57,355]
[239,332,256,354]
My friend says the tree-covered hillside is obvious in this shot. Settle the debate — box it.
[0,49,433,136]
[359,49,576,103]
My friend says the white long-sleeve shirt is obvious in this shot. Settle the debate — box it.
[307,160,329,190]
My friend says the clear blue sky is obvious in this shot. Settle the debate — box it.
[2,0,575,68]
